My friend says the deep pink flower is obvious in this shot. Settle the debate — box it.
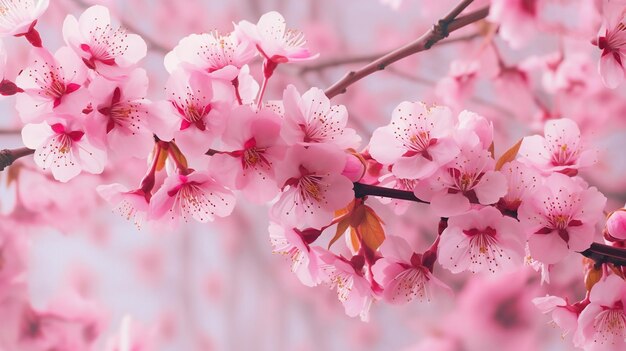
[519,173,606,264]
[455,110,493,150]
[282,85,359,149]
[595,0,626,88]
[268,223,324,287]
[21,117,106,182]
[15,47,87,123]
[237,11,318,65]
[575,275,626,350]
[85,68,153,159]
[533,295,579,339]
[319,251,374,321]
[271,144,354,229]
[519,118,597,176]
[0,0,48,46]
[436,59,480,108]
[372,235,451,303]
[63,5,147,78]
[209,105,286,203]
[148,171,235,224]
[439,206,525,274]
[164,30,256,80]
[488,0,542,49]
[413,143,507,217]
[152,69,228,159]
[369,101,459,180]
[498,160,540,213]
[607,206,626,240]
[96,183,150,228]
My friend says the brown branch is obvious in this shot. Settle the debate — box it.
[324,2,489,98]
[0,128,21,135]
[353,182,428,204]
[353,182,626,266]
[0,147,34,171]
[299,33,481,75]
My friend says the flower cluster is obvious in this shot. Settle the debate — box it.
[3,1,626,350]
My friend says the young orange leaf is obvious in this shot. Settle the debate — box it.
[358,206,386,251]
[495,138,523,171]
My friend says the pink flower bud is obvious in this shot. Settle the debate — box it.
[342,152,366,182]
[606,209,626,240]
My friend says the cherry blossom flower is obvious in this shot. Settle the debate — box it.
[455,110,493,150]
[519,118,597,176]
[152,69,228,159]
[319,251,373,321]
[268,222,324,287]
[0,220,28,301]
[149,170,235,225]
[164,30,256,80]
[209,105,286,203]
[7,297,102,351]
[574,274,626,350]
[439,206,525,274]
[237,11,318,106]
[271,144,354,229]
[369,101,459,180]
[372,235,451,303]
[607,205,626,240]
[97,183,150,228]
[0,40,23,96]
[15,47,87,123]
[519,173,606,264]
[595,0,626,88]
[21,116,107,182]
[63,5,147,78]
[282,85,360,149]
[497,160,540,213]
[237,11,318,66]
[413,142,507,217]
[0,0,49,46]
[447,269,541,351]
[533,295,579,339]
[525,252,552,285]
[435,59,480,108]
[488,0,542,49]
[84,68,153,159]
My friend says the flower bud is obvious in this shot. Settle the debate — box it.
[341,151,366,182]
[606,208,626,240]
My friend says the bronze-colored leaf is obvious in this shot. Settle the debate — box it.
[495,138,523,171]
[328,217,351,250]
[358,206,386,251]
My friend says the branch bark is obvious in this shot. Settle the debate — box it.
[324,2,489,98]
[0,147,34,171]
[352,182,626,267]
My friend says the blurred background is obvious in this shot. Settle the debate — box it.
[1,0,624,350]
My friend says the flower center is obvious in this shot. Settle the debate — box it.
[594,308,626,344]
[299,175,322,202]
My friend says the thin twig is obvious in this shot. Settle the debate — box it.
[0,128,21,135]
[324,2,489,98]
[299,32,481,75]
